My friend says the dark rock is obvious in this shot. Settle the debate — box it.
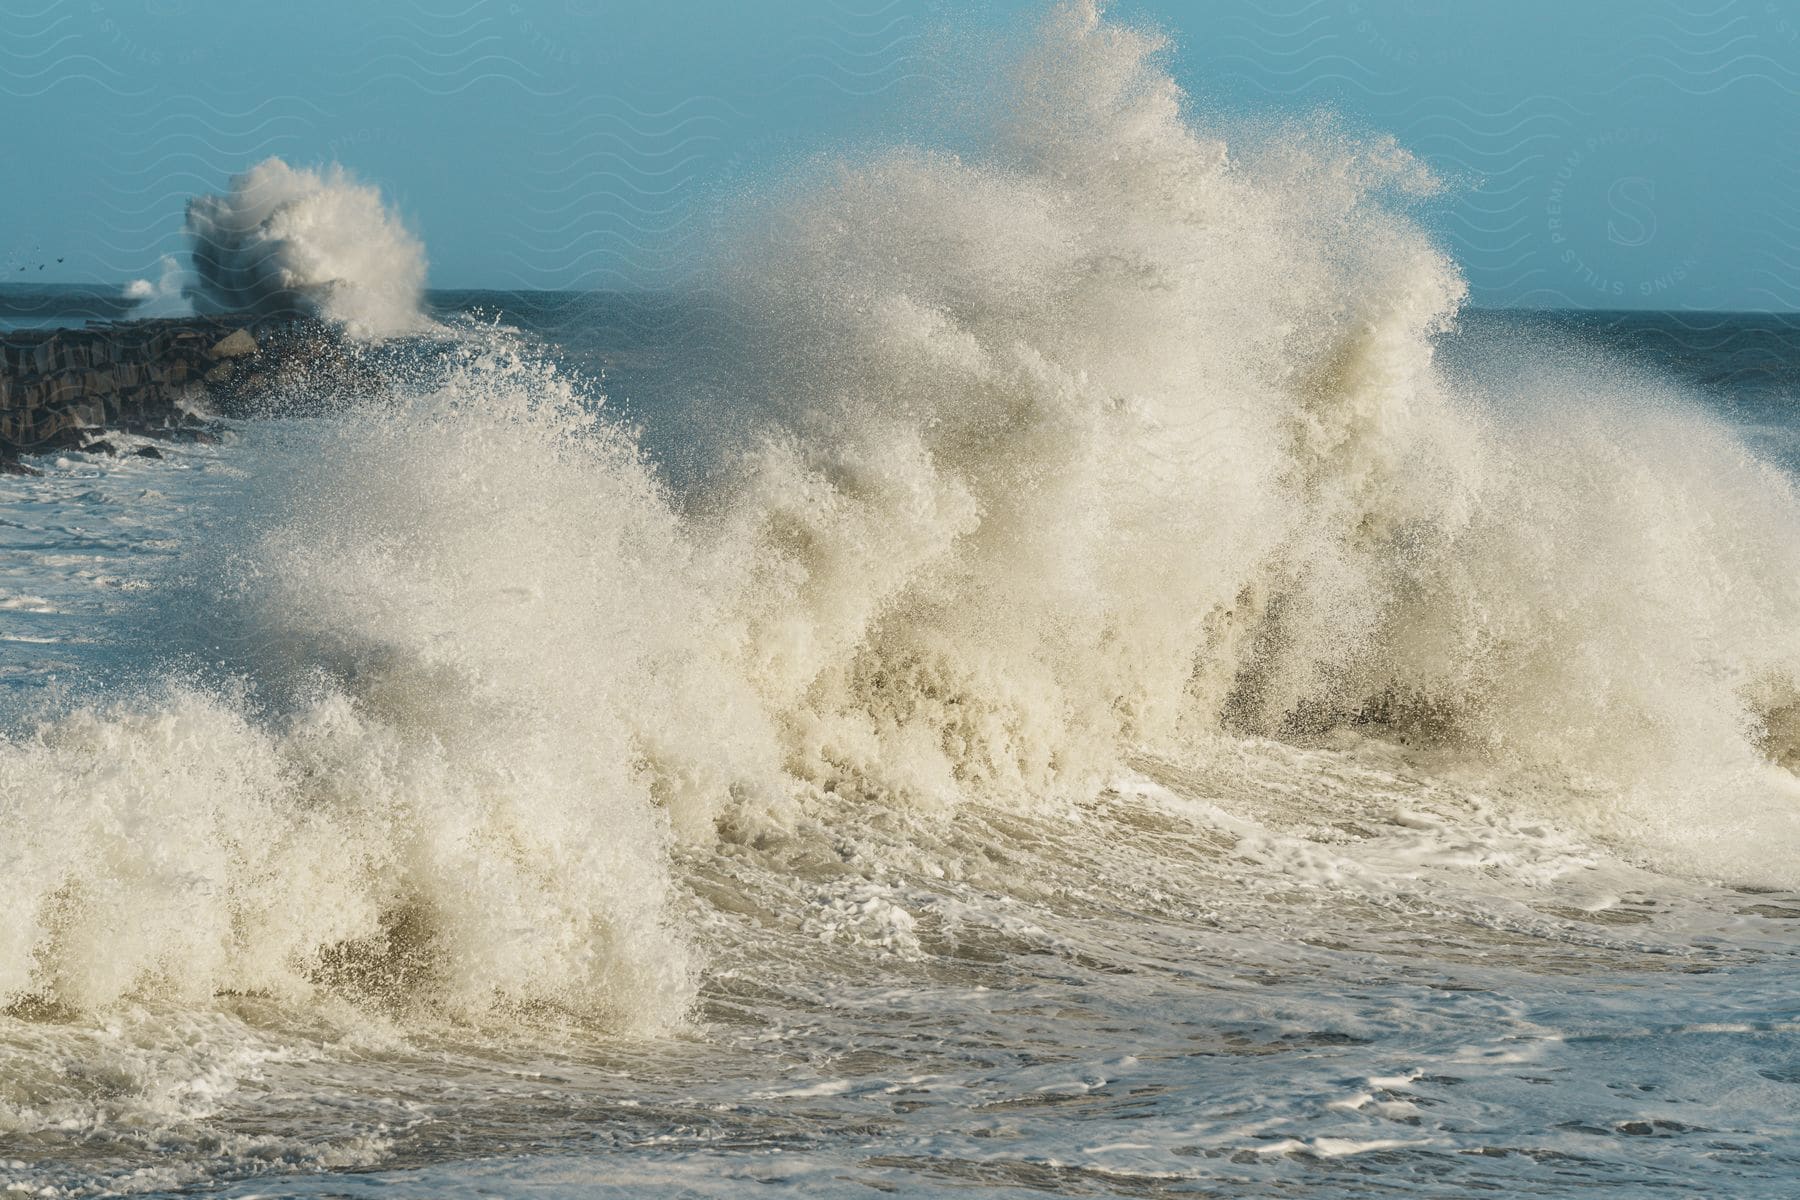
[134,445,163,459]
[79,440,119,456]
[37,420,88,452]
[209,329,258,359]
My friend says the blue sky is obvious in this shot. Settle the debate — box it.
[2,0,1795,309]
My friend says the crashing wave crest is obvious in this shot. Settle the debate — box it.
[5,2,1800,1029]
[184,158,428,338]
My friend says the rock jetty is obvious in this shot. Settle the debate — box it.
[0,317,368,473]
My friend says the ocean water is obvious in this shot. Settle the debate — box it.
[6,6,1800,1197]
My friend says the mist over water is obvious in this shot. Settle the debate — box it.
[3,3,1800,1196]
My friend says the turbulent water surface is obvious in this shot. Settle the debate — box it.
[5,6,1800,1196]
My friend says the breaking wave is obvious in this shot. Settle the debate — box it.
[184,158,428,338]
[4,1,1799,1032]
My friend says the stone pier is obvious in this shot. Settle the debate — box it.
[0,316,357,471]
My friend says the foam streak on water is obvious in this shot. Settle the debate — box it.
[2,3,1799,1195]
